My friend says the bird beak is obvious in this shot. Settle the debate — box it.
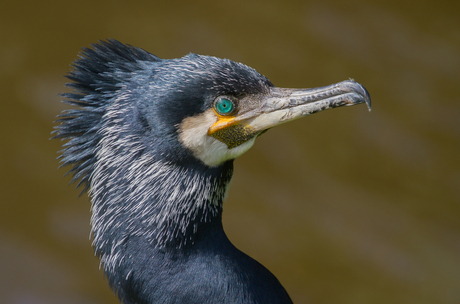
[208,79,371,139]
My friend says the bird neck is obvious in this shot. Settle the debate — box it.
[89,128,234,263]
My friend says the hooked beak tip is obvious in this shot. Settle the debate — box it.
[359,82,372,111]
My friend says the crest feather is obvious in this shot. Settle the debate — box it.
[52,39,161,193]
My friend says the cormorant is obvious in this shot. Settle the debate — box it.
[54,39,371,304]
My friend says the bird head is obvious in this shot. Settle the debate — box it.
[55,39,370,190]
[111,46,371,169]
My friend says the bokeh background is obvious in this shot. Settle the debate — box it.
[1,1,459,303]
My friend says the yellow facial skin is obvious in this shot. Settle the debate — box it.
[207,115,237,135]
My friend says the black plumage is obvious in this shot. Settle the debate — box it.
[54,39,370,304]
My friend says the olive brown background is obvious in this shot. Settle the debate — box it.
[1,1,459,303]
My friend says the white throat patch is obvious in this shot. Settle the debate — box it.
[178,110,256,167]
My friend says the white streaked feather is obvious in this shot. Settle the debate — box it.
[89,95,232,273]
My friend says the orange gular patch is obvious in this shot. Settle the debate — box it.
[207,115,237,135]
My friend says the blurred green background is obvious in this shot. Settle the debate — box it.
[1,1,459,303]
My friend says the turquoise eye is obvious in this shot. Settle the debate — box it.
[215,98,234,115]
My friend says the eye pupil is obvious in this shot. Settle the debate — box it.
[215,98,234,115]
